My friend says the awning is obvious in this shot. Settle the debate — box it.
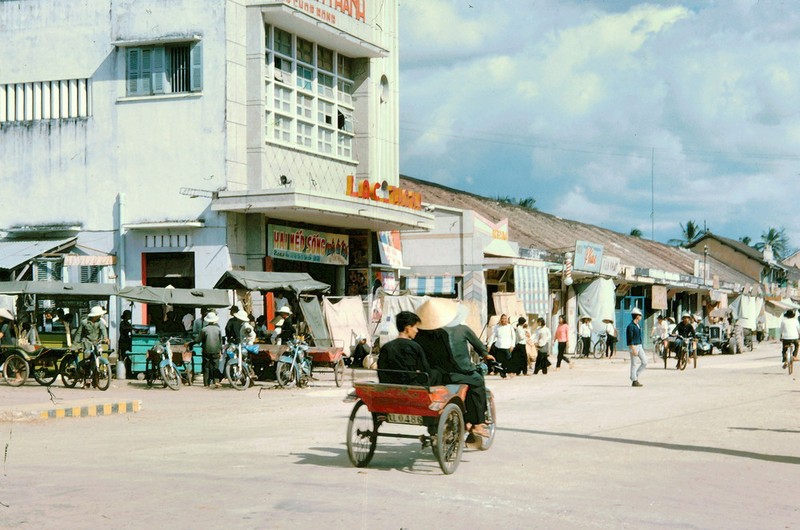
[405,276,456,296]
[119,286,230,308]
[63,254,116,266]
[767,298,800,311]
[514,264,550,316]
[214,271,330,294]
[0,281,117,298]
[0,238,77,270]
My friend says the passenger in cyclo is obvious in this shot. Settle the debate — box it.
[377,310,440,386]
[671,313,696,366]
[413,299,492,439]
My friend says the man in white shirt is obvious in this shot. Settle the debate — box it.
[779,310,800,368]
[532,318,551,374]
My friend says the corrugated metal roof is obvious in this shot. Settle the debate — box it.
[0,238,77,270]
[400,176,750,287]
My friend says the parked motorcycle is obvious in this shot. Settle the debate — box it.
[146,336,192,391]
[60,342,112,391]
[275,336,313,388]
[222,341,255,391]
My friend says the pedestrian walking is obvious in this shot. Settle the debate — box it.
[488,314,515,375]
[511,317,530,376]
[554,315,573,370]
[627,307,647,387]
[532,318,551,374]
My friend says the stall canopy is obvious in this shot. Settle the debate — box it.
[214,271,330,294]
[119,286,230,307]
[0,281,118,298]
[299,296,332,347]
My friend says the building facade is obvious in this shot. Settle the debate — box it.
[1,0,432,332]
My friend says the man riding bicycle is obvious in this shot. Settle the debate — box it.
[73,306,109,385]
[671,313,696,367]
[779,310,800,369]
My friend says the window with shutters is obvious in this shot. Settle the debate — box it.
[125,42,202,97]
[80,265,102,283]
[34,259,63,281]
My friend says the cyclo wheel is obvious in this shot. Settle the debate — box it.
[574,340,584,359]
[346,400,377,468]
[435,403,465,475]
[60,353,79,388]
[476,390,497,451]
[94,362,111,391]
[592,339,605,359]
[225,362,249,391]
[3,353,29,387]
[276,361,297,388]
[161,364,181,391]
[32,354,59,386]
[333,358,345,387]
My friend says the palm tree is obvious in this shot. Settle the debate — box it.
[494,195,537,210]
[630,228,643,238]
[754,227,790,260]
[667,220,703,247]
[739,236,752,246]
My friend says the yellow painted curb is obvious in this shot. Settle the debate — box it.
[38,400,142,420]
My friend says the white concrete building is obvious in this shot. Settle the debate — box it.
[1,0,432,330]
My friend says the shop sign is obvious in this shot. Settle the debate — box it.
[377,231,403,268]
[651,285,668,310]
[474,211,508,240]
[574,240,603,273]
[345,175,423,210]
[268,225,349,265]
[600,256,620,276]
[282,0,366,24]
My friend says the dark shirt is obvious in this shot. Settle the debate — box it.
[225,318,238,343]
[279,316,295,343]
[118,318,133,353]
[626,321,643,346]
[445,324,488,373]
[673,322,695,338]
[191,323,224,354]
[414,328,458,376]
[378,337,433,385]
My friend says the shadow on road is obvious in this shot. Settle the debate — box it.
[291,445,448,475]
[499,427,800,465]
[728,427,800,434]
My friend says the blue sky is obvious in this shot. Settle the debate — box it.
[398,0,800,250]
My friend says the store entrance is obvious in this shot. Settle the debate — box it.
[142,252,195,325]
[273,259,340,294]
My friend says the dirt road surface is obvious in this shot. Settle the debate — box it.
[0,341,797,529]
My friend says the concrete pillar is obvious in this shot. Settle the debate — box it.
[566,285,577,354]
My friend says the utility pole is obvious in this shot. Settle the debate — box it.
[650,148,655,240]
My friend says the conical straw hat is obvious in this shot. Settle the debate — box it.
[415,298,460,330]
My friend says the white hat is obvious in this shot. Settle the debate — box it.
[88,305,106,317]
[277,306,292,315]
[234,309,250,322]
[681,312,692,319]
[204,312,219,323]
[0,308,15,321]
[630,307,642,316]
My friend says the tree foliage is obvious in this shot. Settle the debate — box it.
[630,228,643,238]
[667,220,703,247]
[495,195,537,210]
[754,227,790,260]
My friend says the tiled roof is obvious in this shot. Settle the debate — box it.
[401,176,753,287]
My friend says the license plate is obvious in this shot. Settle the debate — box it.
[387,413,423,425]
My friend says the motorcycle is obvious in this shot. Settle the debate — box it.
[275,336,313,388]
[221,341,255,391]
[146,336,192,391]
[60,342,113,391]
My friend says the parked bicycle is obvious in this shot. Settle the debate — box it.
[574,333,606,359]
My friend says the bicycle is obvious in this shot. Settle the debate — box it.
[784,341,796,375]
[574,334,606,359]
[652,337,667,363]
[671,337,696,371]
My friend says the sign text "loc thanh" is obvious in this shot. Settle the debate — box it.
[346,175,422,210]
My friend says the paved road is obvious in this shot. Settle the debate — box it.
[0,342,797,529]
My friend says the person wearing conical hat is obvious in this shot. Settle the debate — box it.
[377,311,436,386]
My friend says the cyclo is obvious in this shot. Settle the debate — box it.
[345,370,496,475]
[0,281,118,387]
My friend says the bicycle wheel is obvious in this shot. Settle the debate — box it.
[788,343,796,375]
[3,353,29,387]
[677,348,687,371]
[333,358,345,388]
[477,390,497,451]
[32,355,59,386]
[60,354,79,388]
[93,362,111,391]
[346,400,377,468]
[160,364,181,391]
[574,340,584,358]
[592,339,605,359]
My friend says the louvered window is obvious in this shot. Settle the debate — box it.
[126,42,202,96]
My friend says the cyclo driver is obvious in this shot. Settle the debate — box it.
[413,299,493,439]
[671,313,695,367]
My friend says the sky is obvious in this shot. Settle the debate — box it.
[397,0,800,253]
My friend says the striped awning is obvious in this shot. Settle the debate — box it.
[514,264,550,316]
[405,276,456,296]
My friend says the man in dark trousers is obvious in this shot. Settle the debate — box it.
[627,307,647,387]
[188,312,224,388]
[377,311,438,386]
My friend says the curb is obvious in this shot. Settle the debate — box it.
[0,400,142,422]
